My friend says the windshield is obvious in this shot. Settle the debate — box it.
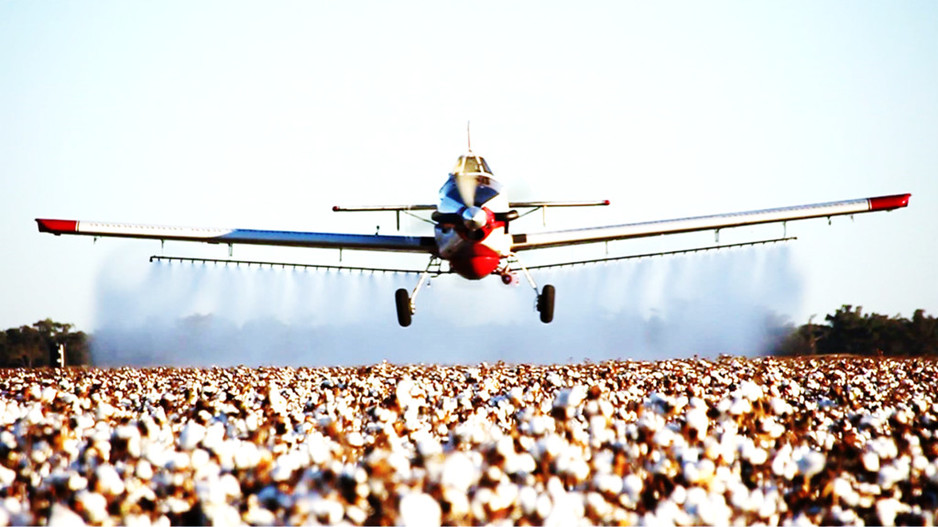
[451,155,492,176]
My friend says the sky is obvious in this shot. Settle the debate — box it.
[2,2,936,365]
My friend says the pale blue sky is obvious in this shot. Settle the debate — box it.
[2,2,936,362]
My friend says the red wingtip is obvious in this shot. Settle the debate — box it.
[869,193,911,211]
[332,206,340,212]
[603,200,611,206]
[36,219,78,234]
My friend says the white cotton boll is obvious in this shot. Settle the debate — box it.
[443,488,470,519]
[545,490,584,526]
[68,473,88,491]
[759,489,779,519]
[40,387,57,404]
[48,503,84,526]
[270,455,298,482]
[529,415,554,436]
[309,497,345,525]
[653,427,677,448]
[878,458,911,490]
[519,486,538,516]
[594,473,623,495]
[441,453,478,493]
[554,385,587,410]
[738,380,764,401]
[268,384,287,414]
[509,386,525,405]
[637,411,665,433]
[741,440,768,465]
[243,504,275,526]
[470,488,494,522]
[685,405,709,437]
[200,422,225,452]
[396,379,419,410]
[415,431,442,458]
[492,482,518,512]
[586,491,612,520]
[862,451,880,472]
[115,425,142,458]
[623,474,643,504]
[75,491,109,524]
[729,397,752,416]
[870,437,899,460]
[683,458,715,484]
[505,452,536,476]
[346,431,365,447]
[95,465,125,496]
[305,434,333,465]
[233,442,261,470]
[830,506,860,526]
[190,449,212,473]
[178,422,206,451]
[95,403,115,421]
[0,466,14,487]
[832,477,860,507]
[792,446,825,479]
[203,503,240,526]
[877,497,910,526]
[772,443,793,478]
[770,397,792,415]
[346,505,367,525]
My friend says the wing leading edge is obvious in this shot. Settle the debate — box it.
[35,219,436,253]
[510,193,911,251]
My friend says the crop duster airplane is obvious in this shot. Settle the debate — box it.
[36,150,910,327]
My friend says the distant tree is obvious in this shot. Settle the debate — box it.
[0,319,91,367]
[769,306,938,357]
[907,309,938,356]
[772,315,825,357]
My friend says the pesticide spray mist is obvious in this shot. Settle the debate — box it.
[91,246,804,366]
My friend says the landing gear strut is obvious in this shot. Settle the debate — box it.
[395,257,442,327]
[503,253,556,324]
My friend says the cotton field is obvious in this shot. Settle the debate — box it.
[0,356,936,525]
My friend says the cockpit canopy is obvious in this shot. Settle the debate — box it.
[439,153,503,211]
[451,154,493,176]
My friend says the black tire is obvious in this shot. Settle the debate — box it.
[538,284,555,323]
[395,288,412,327]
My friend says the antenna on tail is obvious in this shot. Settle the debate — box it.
[467,121,472,152]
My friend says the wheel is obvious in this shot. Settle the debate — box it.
[537,284,555,323]
[395,288,412,327]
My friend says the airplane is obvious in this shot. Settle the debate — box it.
[36,148,910,327]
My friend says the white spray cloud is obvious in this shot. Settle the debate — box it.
[91,245,804,367]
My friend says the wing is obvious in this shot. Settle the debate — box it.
[35,219,436,253]
[508,200,611,208]
[510,193,910,251]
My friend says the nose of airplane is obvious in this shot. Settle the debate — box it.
[462,206,488,230]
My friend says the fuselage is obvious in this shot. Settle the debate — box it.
[434,153,512,280]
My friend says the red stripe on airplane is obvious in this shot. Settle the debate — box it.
[36,219,78,234]
[869,194,911,212]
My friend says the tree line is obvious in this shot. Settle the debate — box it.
[771,305,938,357]
[1,308,935,367]
[0,319,91,367]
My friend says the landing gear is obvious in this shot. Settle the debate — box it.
[395,257,442,327]
[395,288,412,327]
[537,284,555,324]
[504,253,556,324]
